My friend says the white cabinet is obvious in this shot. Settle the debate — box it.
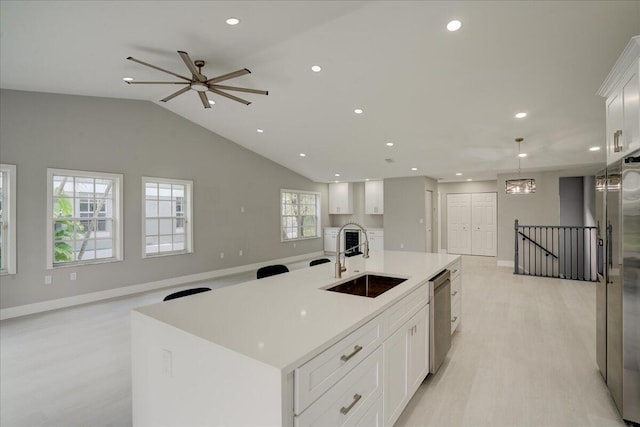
[329,183,353,214]
[365,180,384,215]
[366,230,384,253]
[383,305,429,427]
[599,36,640,166]
[324,228,341,253]
[450,259,462,334]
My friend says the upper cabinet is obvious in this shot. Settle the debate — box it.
[599,36,640,165]
[328,182,353,214]
[365,180,384,215]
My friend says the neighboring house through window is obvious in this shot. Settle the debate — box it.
[281,189,320,241]
[0,164,17,274]
[47,169,123,268]
[143,177,193,257]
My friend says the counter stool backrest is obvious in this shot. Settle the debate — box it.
[257,264,289,279]
[163,287,212,301]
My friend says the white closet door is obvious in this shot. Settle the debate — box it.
[471,192,497,256]
[447,194,472,255]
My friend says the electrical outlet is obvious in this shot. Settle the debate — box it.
[239,250,243,256]
[70,272,77,281]
[240,207,245,213]
[220,252,225,259]
[44,275,52,285]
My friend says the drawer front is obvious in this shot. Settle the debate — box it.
[295,348,383,427]
[451,298,461,334]
[295,316,383,414]
[451,275,461,295]
[449,259,461,280]
[384,283,428,339]
[352,396,382,427]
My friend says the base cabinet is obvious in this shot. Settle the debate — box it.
[383,305,429,427]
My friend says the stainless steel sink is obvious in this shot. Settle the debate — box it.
[325,274,407,298]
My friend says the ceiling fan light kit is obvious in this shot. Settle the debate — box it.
[125,51,268,109]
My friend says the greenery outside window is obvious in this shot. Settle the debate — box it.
[47,169,123,268]
[281,189,320,241]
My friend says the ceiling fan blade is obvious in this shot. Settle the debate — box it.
[206,68,251,84]
[125,81,190,85]
[208,88,251,105]
[160,86,191,103]
[211,84,268,96]
[127,56,192,82]
[198,92,211,109]
[177,51,206,82]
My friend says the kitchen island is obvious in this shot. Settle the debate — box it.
[132,250,460,427]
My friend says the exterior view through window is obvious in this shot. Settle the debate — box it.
[281,190,320,241]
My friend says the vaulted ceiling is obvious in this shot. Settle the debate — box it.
[1,1,638,182]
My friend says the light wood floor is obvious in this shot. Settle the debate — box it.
[0,256,624,427]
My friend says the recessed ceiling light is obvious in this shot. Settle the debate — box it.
[226,17,240,25]
[334,180,339,183]
[256,129,264,133]
[123,77,134,82]
[467,178,473,181]
[515,112,528,119]
[518,153,528,158]
[335,173,340,177]
[456,172,463,176]
[365,178,370,181]
[411,167,418,171]
[299,153,306,157]
[354,108,363,114]
[208,100,215,105]
[386,142,394,147]
[447,20,462,32]
[589,146,601,151]
[311,65,322,72]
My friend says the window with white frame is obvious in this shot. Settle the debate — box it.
[143,177,193,257]
[47,169,123,268]
[0,164,17,274]
[281,189,320,241]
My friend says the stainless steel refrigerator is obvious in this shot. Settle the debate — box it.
[596,151,640,424]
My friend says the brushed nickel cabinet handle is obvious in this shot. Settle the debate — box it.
[340,393,362,415]
[452,291,458,296]
[451,316,458,323]
[614,130,623,152]
[451,269,458,274]
[340,345,363,362]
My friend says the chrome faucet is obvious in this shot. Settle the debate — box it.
[335,222,370,278]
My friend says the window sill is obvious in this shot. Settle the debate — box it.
[143,250,193,259]
[281,236,321,243]
[50,257,122,270]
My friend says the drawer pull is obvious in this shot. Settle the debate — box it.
[451,316,458,323]
[452,291,458,296]
[340,393,362,415]
[451,269,458,274]
[340,345,363,362]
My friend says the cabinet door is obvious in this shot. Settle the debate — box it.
[622,64,639,156]
[330,183,353,214]
[365,181,384,214]
[408,305,429,396]
[383,323,409,427]
[325,230,338,253]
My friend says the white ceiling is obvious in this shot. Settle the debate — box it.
[1,1,638,183]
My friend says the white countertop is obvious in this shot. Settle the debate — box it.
[134,251,459,373]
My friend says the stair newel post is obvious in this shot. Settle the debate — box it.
[514,219,519,274]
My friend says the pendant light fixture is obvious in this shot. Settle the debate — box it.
[505,137,536,194]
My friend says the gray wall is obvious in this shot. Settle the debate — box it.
[329,182,384,229]
[560,177,584,226]
[437,180,497,251]
[496,171,561,263]
[383,176,437,252]
[0,90,329,309]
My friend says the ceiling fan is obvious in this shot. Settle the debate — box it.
[125,50,268,109]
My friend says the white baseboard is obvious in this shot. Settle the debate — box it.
[0,251,325,321]
[497,260,514,268]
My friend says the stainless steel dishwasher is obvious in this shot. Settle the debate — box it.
[429,269,451,374]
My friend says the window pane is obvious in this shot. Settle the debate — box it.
[53,176,74,196]
[145,183,158,198]
[146,219,158,236]
[146,200,158,217]
[172,185,185,199]
[158,183,171,199]
[159,235,172,252]
[159,219,172,235]
[75,177,94,197]
[158,201,172,217]
[95,179,113,198]
[145,237,159,254]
